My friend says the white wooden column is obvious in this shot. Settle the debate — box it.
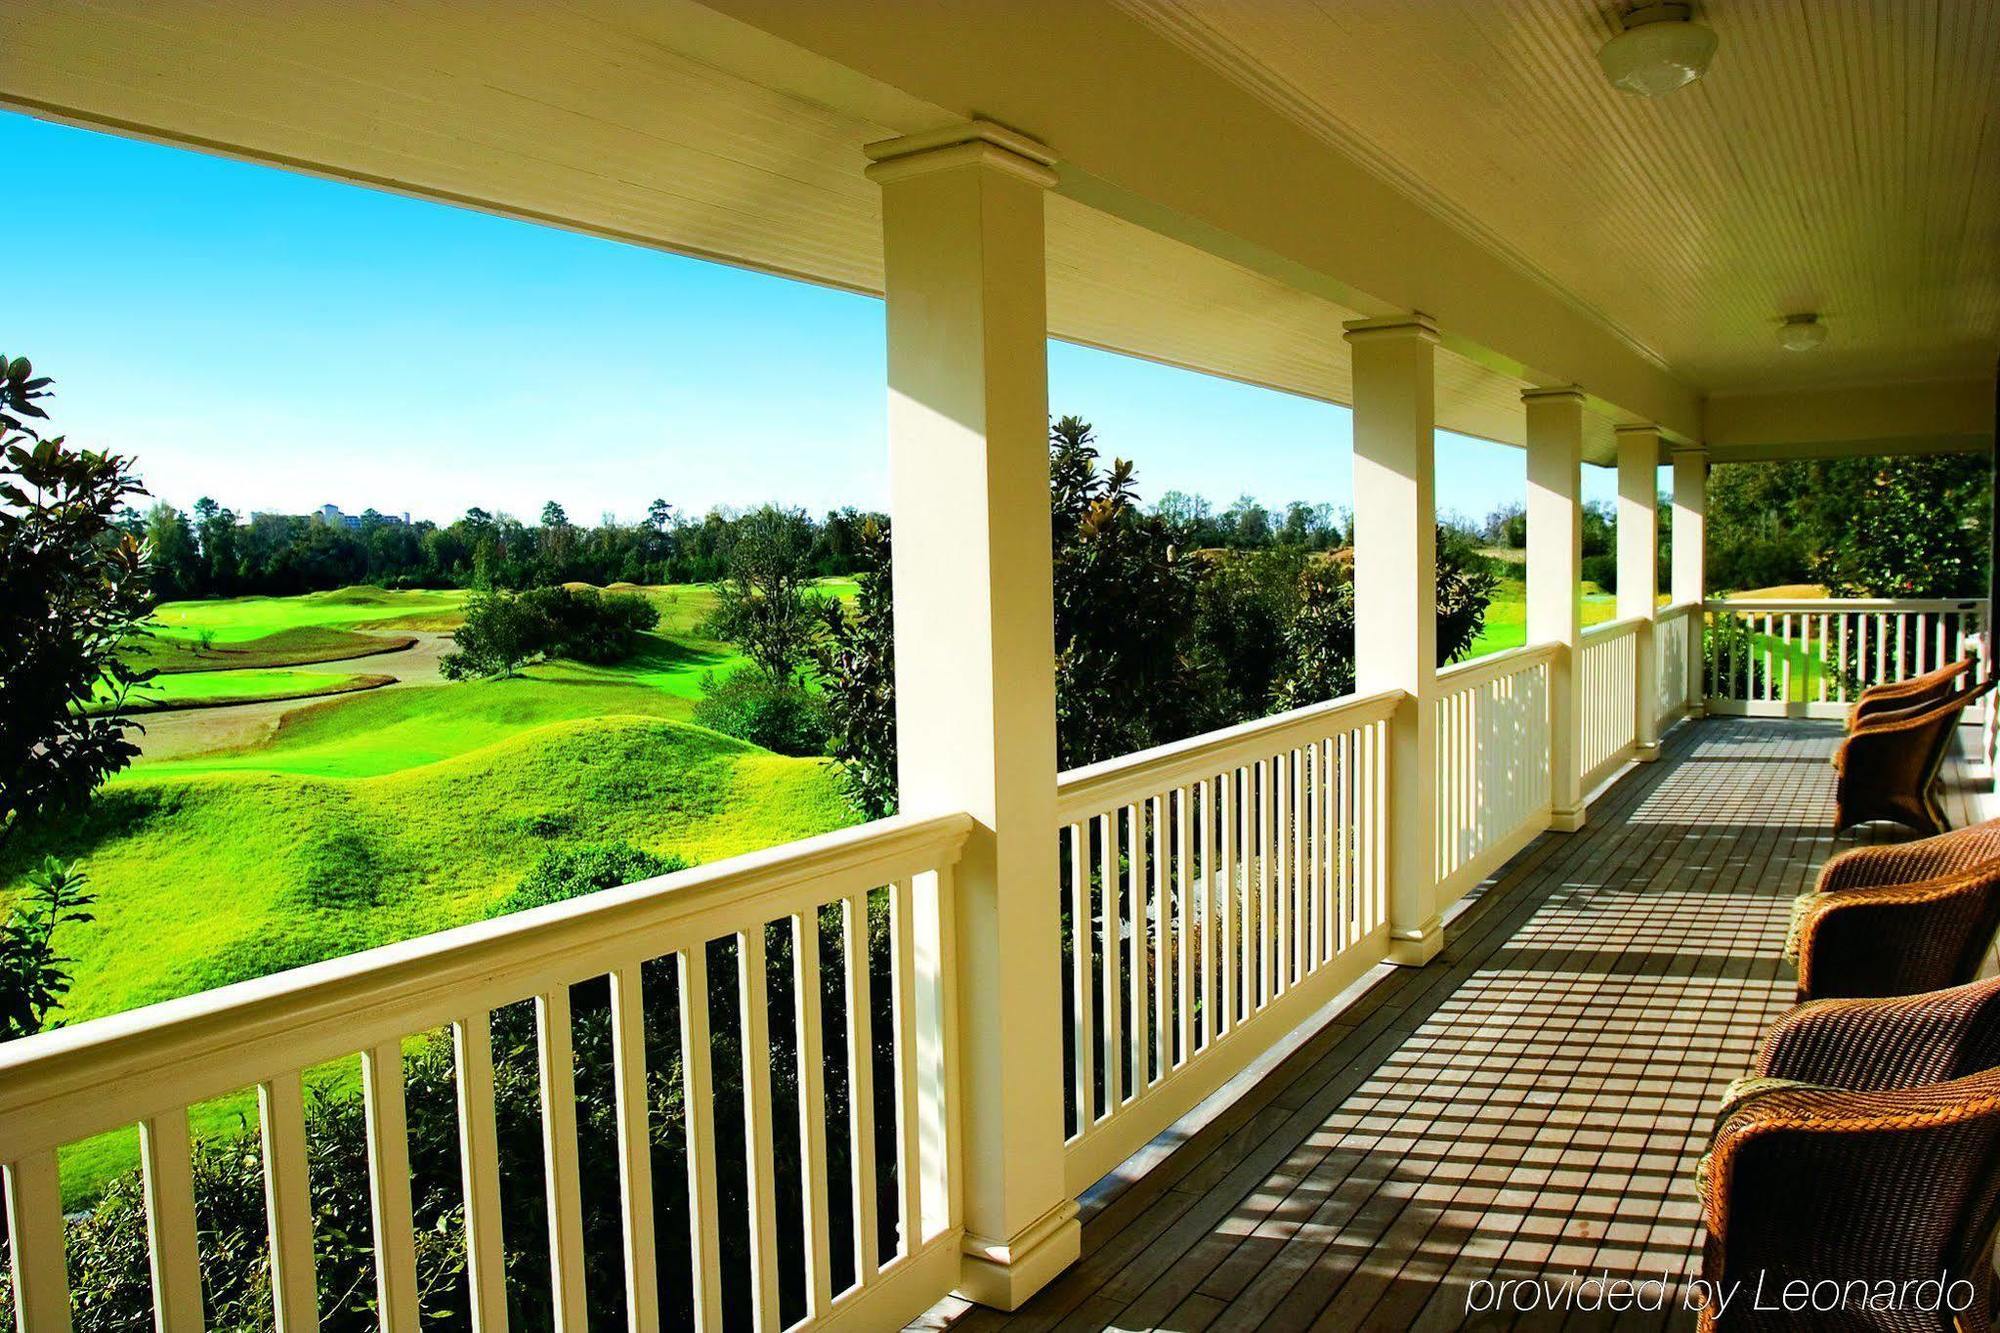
[1672,446,1708,713]
[1345,314,1442,966]
[1617,425,1663,760]
[866,121,1078,1309]
[1526,387,1588,831]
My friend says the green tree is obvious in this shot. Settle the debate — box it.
[706,505,825,685]
[813,519,899,816]
[143,501,199,600]
[0,355,155,857]
[1272,528,1497,708]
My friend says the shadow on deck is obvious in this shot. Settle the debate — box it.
[925,718,1998,1332]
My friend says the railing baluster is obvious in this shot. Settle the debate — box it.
[739,927,781,1327]
[140,1109,204,1333]
[792,908,836,1317]
[609,964,661,1331]
[889,879,923,1255]
[1125,802,1146,1089]
[361,1041,421,1332]
[1273,754,1290,997]
[1219,769,1237,1033]
[1066,823,1094,1129]
[1254,757,1271,1009]
[1197,779,1215,1048]
[679,947,725,1330]
[5,1149,73,1333]
[1149,794,1169,1083]
[1098,814,1122,1105]
[258,1070,320,1331]
[453,1013,509,1333]
[841,892,881,1284]
[536,988,588,1333]
[1174,785,1192,1064]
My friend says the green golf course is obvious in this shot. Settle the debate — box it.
[3,579,861,1201]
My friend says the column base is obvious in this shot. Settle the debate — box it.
[957,1200,1080,1310]
[1385,914,1444,967]
[1633,741,1663,763]
[1550,804,1588,833]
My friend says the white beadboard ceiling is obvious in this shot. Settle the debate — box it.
[1123,0,2000,395]
[2,0,1990,462]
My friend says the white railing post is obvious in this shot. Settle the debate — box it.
[1672,446,1708,712]
[1617,425,1663,759]
[1526,387,1588,831]
[1344,313,1442,966]
[866,121,1077,1309]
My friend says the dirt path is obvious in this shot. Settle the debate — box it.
[130,632,454,761]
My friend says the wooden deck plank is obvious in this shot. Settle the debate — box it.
[920,720,1989,1332]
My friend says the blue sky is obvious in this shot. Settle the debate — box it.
[6,111,1619,527]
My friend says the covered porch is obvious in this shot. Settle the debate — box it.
[934,718,1999,1331]
[3,3,1998,1331]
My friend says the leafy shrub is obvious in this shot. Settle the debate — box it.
[1581,553,1618,594]
[812,520,898,817]
[0,857,96,1041]
[692,671,829,757]
[496,841,688,916]
[440,585,658,679]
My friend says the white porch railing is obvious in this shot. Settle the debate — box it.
[1579,617,1643,787]
[1655,602,1700,730]
[1703,598,1988,719]
[1051,689,1398,1194]
[1434,645,1554,906]
[13,597,1997,1330]
[0,813,973,1333]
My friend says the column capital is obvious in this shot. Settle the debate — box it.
[1612,422,1662,438]
[1521,384,1587,405]
[1342,312,1440,345]
[864,120,1058,188]
[1668,442,1710,459]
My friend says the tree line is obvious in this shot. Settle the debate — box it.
[131,497,889,601]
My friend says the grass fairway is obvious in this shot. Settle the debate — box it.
[147,585,472,642]
[96,667,391,713]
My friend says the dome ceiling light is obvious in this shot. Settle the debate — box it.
[1778,313,1828,352]
[1598,3,1718,97]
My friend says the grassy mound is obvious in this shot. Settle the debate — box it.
[2,716,855,1026]
[128,624,416,673]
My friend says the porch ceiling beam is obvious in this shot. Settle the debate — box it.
[1702,375,1997,463]
[700,0,1703,443]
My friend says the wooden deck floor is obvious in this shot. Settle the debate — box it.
[927,718,1998,1332]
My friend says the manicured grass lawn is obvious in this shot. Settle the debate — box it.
[94,666,389,713]
[1464,578,1619,659]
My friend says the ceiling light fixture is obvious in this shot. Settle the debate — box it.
[1777,313,1828,352]
[1598,3,1718,97]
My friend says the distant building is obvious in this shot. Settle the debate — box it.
[317,503,410,529]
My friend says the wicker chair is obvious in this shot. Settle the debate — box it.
[1696,979,2000,1332]
[1832,677,1994,835]
[1847,656,1976,732]
[1791,855,2000,1001]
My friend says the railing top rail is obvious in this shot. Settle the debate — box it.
[1658,600,1702,620]
[0,810,975,1153]
[1055,686,1404,822]
[1437,641,1558,693]
[1705,597,1988,613]
[1583,615,1646,641]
